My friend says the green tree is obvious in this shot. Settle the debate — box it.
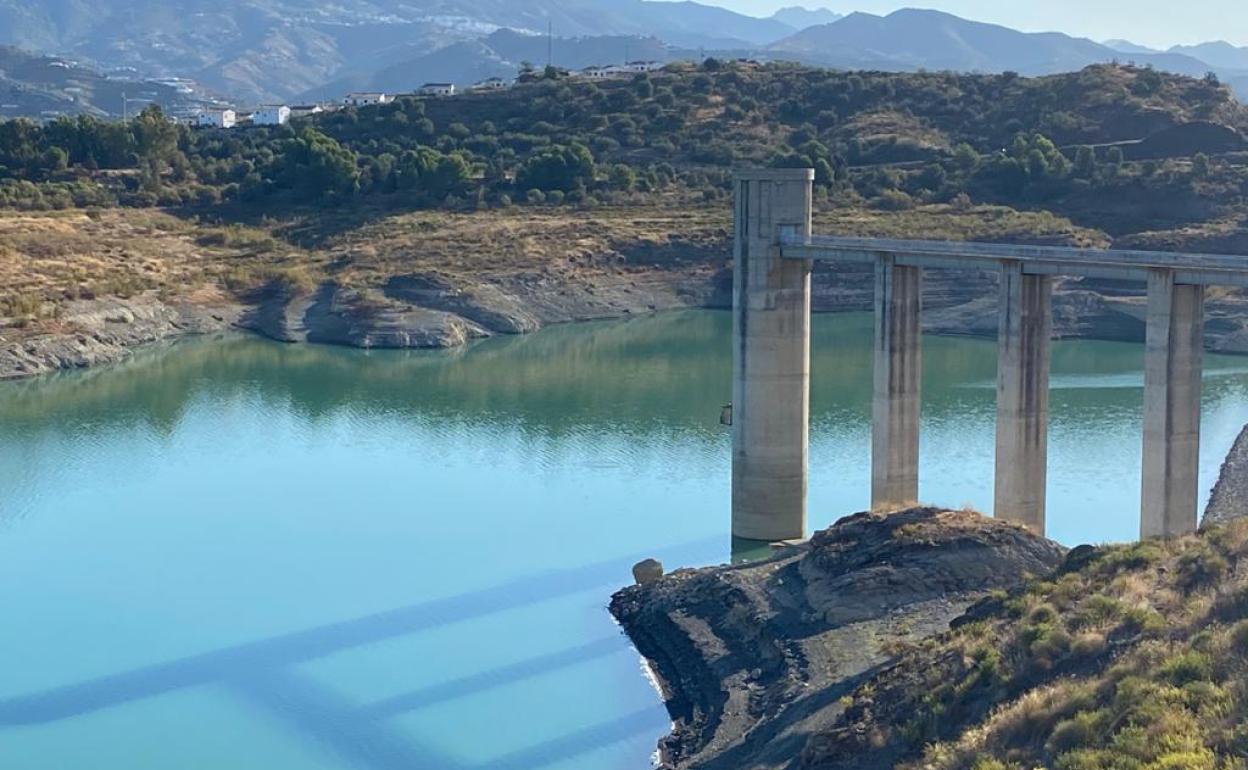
[1074,146,1096,179]
[516,144,595,192]
[609,163,636,191]
[1193,152,1211,179]
[278,128,359,200]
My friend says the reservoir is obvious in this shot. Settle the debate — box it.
[2,310,1248,769]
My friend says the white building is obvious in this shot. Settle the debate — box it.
[418,83,456,97]
[253,105,291,126]
[193,109,236,129]
[288,104,324,119]
[577,65,627,81]
[472,77,510,91]
[625,60,664,73]
[344,92,393,107]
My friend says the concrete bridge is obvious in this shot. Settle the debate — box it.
[732,168,1248,543]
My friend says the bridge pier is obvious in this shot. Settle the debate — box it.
[730,168,1229,544]
[1141,270,1204,538]
[872,256,922,510]
[994,262,1052,533]
[731,168,814,542]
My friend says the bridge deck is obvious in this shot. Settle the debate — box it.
[780,234,1248,287]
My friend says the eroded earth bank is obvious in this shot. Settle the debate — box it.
[6,203,1248,380]
[612,507,1248,770]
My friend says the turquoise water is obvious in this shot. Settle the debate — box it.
[2,310,1248,769]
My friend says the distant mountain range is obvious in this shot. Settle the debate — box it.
[1105,39,1248,71]
[769,6,843,30]
[768,10,1228,80]
[0,2,1245,111]
[0,0,804,102]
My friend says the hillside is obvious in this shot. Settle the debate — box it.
[3,62,1244,239]
[612,509,1248,770]
[0,46,207,119]
[0,0,793,102]
[3,1,1247,105]
[306,29,672,102]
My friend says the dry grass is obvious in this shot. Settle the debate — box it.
[0,208,312,323]
[0,199,1102,330]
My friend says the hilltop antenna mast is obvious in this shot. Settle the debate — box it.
[547,21,553,68]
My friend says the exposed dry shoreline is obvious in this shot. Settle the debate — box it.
[11,262,1248,382]
[5,203,1248,381]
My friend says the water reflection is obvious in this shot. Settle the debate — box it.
[2,311,1248,770]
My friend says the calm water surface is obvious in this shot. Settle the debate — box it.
[3,310,1248,769]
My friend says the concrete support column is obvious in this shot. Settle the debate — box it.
[731,168,814,542]
[1141,270,1204,538]
[871,255,922,510]
[994,261,1052,534]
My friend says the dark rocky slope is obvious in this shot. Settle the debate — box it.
[614,511,1248,770]
[609,508,1066,769]
[1207,424,1248,525]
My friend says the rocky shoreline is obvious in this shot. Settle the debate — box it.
[6,260,1248,382]
[609,508,1067,770]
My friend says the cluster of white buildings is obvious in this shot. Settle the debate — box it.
[192,103,315,129]
[188,61,665,130]
[574,60,665,81]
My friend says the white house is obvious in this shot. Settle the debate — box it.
[193,109,236,129]
[625,60,664,73]
[253,105,291,126]
[418,83,456,97]
[344,92,393,107]
[288,104,324,119]
[472,77,510,91]
[577,65,627,81]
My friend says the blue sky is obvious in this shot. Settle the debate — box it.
[700,1,1248,48]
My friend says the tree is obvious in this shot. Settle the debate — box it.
[609,164,636,191]
[1074,146,1096,179]
[516,144,595,192]
[278,128,359,200]
[952,143,981,175]
[1105,146,1125,177]
[1193,152,1211,180]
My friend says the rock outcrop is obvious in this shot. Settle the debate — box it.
[0,295,241,380]
[609,508,1066,770]
[1206,424,1248,526]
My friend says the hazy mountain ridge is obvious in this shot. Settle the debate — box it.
[769,5,842,30]
[1,2,1246,109]
[0,0,794,102]
[0,45,205,119]
[304,29,671,101]
[771,9,1216,77]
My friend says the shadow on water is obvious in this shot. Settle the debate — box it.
[0,537,722,768]
[357,637,624,720]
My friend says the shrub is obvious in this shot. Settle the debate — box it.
[1047,709,1110,754]
[1160,651,1214,686]
[873,189,915,211]
[1177,548,1228,591]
